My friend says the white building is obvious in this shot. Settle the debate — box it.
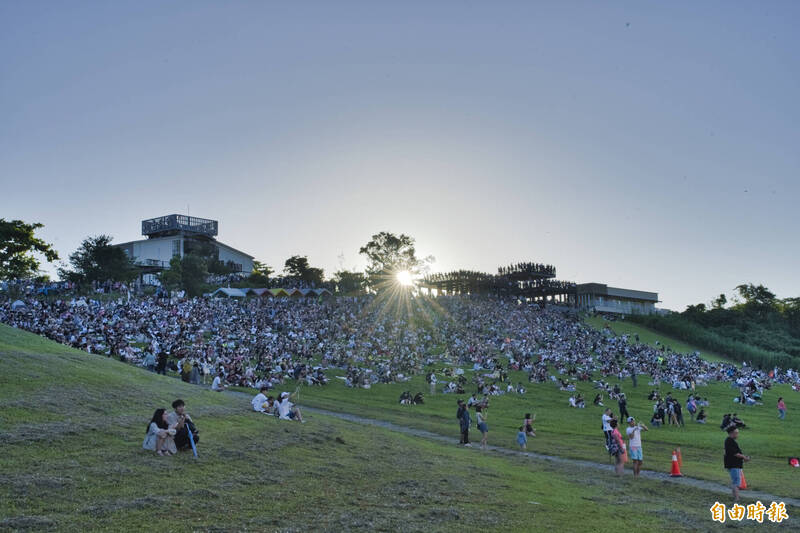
[116,215,254,278]
[576,283,659,315]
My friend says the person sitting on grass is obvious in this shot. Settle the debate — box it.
[167,399,199,451]
[252,386,270,413]
[575,393,585,408]
[650,406,663,428]
[695,409,707,423]
[593,393,604,406]
[143,408,177,456]
[399,391,412,405]
[211,371,227,392]
[277,391,304,422]
[413,392,424,405]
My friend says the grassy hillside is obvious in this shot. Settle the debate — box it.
[252,316,800,499]
[1,324,797,531]
[582,315,731,362]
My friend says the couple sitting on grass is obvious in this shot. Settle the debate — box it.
[142,399,200,456]
[251,387,305,422]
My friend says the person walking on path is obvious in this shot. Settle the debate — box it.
[626,417,648,478]
[517,426,527,450]
[618,394,630,421]
[476,405,488,450]
[602,408,614,450]
[777,397,786,420]
[456,400,471,446]
[609,419,625,476]
[724,426,750,502]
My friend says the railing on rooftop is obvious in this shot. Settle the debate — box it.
[142,214,218,237]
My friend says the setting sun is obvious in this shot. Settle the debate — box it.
[395,270,413,287]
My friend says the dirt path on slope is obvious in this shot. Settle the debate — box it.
[225,390,800,508]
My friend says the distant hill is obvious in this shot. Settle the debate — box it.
[627,284,800,370]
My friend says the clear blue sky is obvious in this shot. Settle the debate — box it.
[1,1,798,310]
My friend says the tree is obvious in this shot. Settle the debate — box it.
[160,254,208,297]
[247,260,274,286]
[59,235,137,283]
[0,219,59,280]
[781,297,800,334]
[711,293,727,309]
[283,255,324,286]
[359,232,426,290]
[160,256,183,292]
[180,254,209,297]
[735,283,777,306]
[207,259,233,275]
[684,303,707,316]
[334,270,366,294]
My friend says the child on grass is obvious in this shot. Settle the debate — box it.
[517,426,527,450]
[524,413,536,437]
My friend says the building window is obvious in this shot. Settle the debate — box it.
[172,240,181,257]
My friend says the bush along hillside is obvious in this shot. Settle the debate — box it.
[629,283,800,370]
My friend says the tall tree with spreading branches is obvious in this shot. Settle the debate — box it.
[0,219,59,280]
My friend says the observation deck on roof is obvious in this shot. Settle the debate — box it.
[142,215,218,239]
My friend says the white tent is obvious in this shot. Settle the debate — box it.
[210,288,248,298]
[11,300,26,310]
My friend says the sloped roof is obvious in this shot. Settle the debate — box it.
[211,288,248,298]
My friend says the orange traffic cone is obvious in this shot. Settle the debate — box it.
[670,449,683,477]
[739,471,747,490]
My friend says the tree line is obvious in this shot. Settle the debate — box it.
[0,220,424,297]
[628,283,800,370]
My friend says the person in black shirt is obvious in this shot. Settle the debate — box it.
[723,426,750,502]
[456,400,471,446]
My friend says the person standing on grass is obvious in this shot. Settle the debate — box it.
[476,405,488,450]
[156,350,168,375]
[456,400,471,446]
[777,397,786,420]
[523,413,536,437]
[674,400,685,427]
[724,426,750,502]
[626,417,648,478]
[618,393,629,420]
[517,426,527,450]
[609,419,625,476]
[602,408,614,450]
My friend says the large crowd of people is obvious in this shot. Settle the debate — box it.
[3,284,799,494]
[2,290,800,397]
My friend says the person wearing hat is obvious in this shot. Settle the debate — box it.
[277,390,304,422]
[625,417,648,477]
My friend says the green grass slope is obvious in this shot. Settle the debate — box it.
[257,317,800,499]
[583,315,731,362]
[0,324,796,532]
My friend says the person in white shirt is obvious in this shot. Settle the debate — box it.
[211,372,227,392]
[602,408,614,449]
[251,386,269,412]
[277,391,304,422]
[626,416,648,477]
